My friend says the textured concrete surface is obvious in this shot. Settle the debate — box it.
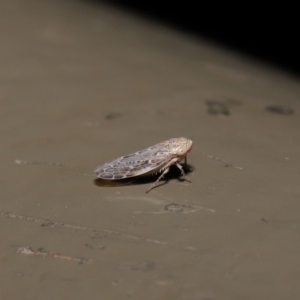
[1,1,300,299]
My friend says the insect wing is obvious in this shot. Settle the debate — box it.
[95,143,173,180]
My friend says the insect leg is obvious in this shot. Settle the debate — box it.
[175,162,192,183]
[146,167,170,193]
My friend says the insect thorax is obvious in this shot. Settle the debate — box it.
[163,138,193,157]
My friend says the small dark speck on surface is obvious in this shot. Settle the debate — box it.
[105,112,122,120]
[266,105,294,115]
[261,218,269,223]
[206,100,231,115]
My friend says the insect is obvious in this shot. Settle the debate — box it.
[94,137,193,193]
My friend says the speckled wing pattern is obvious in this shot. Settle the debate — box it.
[94,143,173,180]
[95,137,193,193]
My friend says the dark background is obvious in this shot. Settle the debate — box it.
[92,1,299,76]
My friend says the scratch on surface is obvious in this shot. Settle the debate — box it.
[14,159,68,167]
[14,159,94,177]
[0,211,196,251]
[135,202,216,214]
[106,195,165,205]
[17,247,92,264]
[208,155,243,170]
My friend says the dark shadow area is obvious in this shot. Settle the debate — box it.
[94,163,194,191]
[87,0,300,76]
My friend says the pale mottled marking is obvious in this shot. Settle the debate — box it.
[94,137,193,193]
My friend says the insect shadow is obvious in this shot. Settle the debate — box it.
[94,163,194,190]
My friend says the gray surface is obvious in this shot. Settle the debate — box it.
[1,1,300,299]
